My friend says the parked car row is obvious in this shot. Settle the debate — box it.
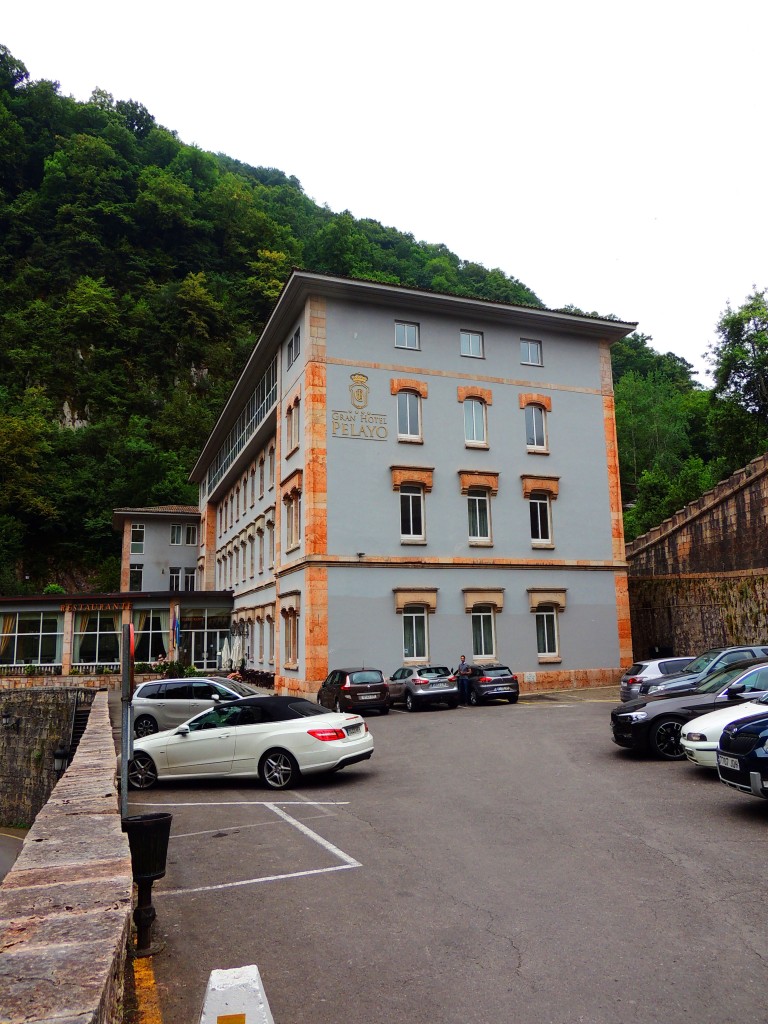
[316,664,520,713]
[619,645,768,702]
[610,657,768,803]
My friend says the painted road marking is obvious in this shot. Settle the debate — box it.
[133,956,163,1024]
[155,800,361,897]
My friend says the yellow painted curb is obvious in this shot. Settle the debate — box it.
[134,957,163,1024]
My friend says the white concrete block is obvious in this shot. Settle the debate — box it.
[199,965,275,1024]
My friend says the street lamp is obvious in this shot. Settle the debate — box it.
[53,742,69,777]
[2,708,19,731]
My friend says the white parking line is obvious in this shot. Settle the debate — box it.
[152,800,361,897]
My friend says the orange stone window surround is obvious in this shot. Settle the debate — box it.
[521,475,559,499]
[390,378,428,398]
[457,385,493,405]
[459,471,499,496]
[518,392,552,411]
[390,466,434,492]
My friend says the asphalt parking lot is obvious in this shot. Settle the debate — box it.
[123,690,768,1024]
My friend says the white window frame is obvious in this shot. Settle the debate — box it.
[397,390,421,440]
[529,493,552,546]
[467,488,491,543]
[130,524,144,554]
[170,523,183,545]
[525,404,547,451]
[402,605,428,660]
[400,484,425,542]
[185,524,198,546]
[471,604,496,659]
[521,339,543,365]
[460,330,484,358]
[464,398,487,446]
[169,567,181,591]
[395,321,420,350]
[129,563,143,592]
[536,607,559,656]
[287,327,300,368]
[184,567,196,592]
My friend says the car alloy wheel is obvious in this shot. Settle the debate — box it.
[508,695,519,704]
[469,688,480,707]
[405,693,417,712]
[650,717,685,760]
[127,751,158,789]
[260,749,299,790]
[134,714,159,738]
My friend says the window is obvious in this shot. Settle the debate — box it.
[185,524,198,546]
[184,567,196,592]
[170,524,182,545]
[285,491,302,550]
[521,339,542,365]
[169,567,181,591]
[259,458,265,497]
[268,446,275,488]
[130,524,144,554]
[536,607,558,656]
[395,321,419,350]
[268,520,275,567]
[287,327,300,368]
[73,610,119,666]
[529,493,552,545]
[525,404,547,450]
[464,398,487,445]
[402,605,427,660]
[400,484,425,541]
[0,612,63,667]
[258,530,264,573]
[472,605,495,659]
[397,391,421,440]
[286,399,300,452]
[284,611,299,665]
[267,616,275,664]
[129,564,143,591]
[467,488,490,542]
[133,610,168,662]
[257,618,264,662]
[460,330,483,358]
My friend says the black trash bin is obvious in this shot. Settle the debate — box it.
[122,812,173,880]
[121,812,173,956]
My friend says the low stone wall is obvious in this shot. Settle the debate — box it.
[0,692,132,1024]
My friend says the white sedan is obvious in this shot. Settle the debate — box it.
[681,693,768,768]
[127,695,374,791]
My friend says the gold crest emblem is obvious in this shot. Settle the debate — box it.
[349,373,369,410]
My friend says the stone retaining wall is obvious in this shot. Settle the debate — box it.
[0,692,132,1024]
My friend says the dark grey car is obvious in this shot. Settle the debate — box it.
[463,664,519,705]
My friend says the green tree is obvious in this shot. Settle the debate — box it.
[710,289,768,419]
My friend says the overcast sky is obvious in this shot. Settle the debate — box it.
[5,1,768,381]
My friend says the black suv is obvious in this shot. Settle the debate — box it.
[463,664,519,706]
[717,703,768,800]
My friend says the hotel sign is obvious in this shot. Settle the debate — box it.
[331,373,388,440]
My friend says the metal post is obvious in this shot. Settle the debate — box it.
[120,623,133,818]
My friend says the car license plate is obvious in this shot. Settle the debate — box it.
[346,724,362,736]
[359,693,378,700]
[430,682,448,688]
[718,753,739,771]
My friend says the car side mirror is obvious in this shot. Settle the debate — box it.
[726,683,746,698]
[176,724,190,736]
[212,693,221,701]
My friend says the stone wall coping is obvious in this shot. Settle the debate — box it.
[625,452,768,560]
[0,691,132,1024]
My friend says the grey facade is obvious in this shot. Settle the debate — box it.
[189,271,636,696]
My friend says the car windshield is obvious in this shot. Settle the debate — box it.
[222,680,260,697]
[350,671,383,684]
[187,705,244,731]
[684,649,725,675]
[695,664,754,694]
[422,667,449,677]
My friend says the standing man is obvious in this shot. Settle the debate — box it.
[456,655,472,705]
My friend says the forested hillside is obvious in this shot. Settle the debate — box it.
[1,44,766,595]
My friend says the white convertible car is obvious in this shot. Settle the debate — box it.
[681,690,768,768]
[126,695,374,790]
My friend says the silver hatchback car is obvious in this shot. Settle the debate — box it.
[131,677,261,736]
[620,657,694,702]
